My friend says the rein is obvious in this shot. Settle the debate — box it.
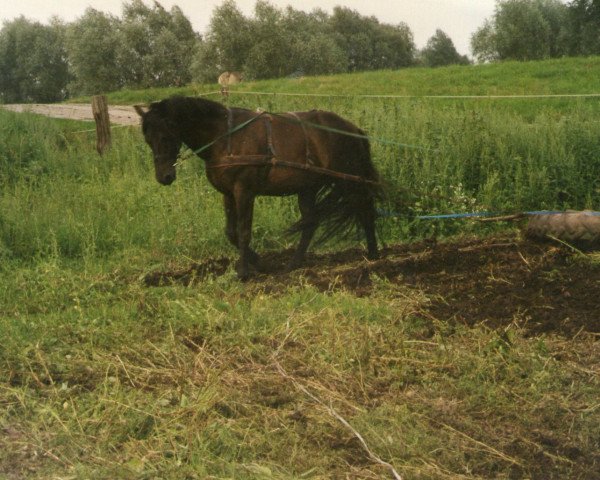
[267,112,429,152]
[189,109,266,157]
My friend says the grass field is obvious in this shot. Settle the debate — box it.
[2,57,600,479]
[92,56,600,102]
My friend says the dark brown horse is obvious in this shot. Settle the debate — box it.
[135,96,381,280]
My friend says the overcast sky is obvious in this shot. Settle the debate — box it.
[0,0,498,55]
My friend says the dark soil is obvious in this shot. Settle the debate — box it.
[144,235,600,337]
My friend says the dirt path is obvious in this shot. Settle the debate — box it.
[1,103,139,126]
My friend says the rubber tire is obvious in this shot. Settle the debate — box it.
[525,210,600,248]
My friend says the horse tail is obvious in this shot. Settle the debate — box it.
[289,133,382,243]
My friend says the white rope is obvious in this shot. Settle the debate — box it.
[221,90,600,100]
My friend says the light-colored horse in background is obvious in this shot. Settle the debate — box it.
[218,71,243,97]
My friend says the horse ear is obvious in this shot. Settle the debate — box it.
[134,104,148,117]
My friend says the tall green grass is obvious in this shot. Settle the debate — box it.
[3,89,600,262]
[0,111,229,262]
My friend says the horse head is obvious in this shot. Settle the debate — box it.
[135,103,182,186]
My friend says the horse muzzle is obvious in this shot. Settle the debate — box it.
[157,172,176,185]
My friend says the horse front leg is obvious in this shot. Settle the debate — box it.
[288,189,318,271]
[232,186,256,281]
[224,194,259,268]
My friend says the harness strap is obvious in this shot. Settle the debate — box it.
[287,112,314,165]
[207,155,379,186]
[263,114,277,157]
[226,108,233,155]
[192,110,264,158]
[211,111,376,185]
[226,108,275,158]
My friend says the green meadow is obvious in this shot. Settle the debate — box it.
[1,58,599,479]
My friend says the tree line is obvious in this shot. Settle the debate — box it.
[472,0,600,62]
[0,0,465,103]
[0,0,598,103]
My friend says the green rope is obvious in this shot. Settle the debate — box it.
[186,108,430,159]
[267,111,430,152]
[188,111,266,157]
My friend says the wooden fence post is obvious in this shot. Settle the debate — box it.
[92,95,111,155]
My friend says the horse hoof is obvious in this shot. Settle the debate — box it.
[367,251,380,261]
[235,262,251,281]
[236,269,251,281]
[286,257,304,272]
[286,262,299,272]
[248,250,260,266]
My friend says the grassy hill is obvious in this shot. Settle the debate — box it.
[95,56,600,104]
[2,57,600,479]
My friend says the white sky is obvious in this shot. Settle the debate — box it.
[0,0,498,55]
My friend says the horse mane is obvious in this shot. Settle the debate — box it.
[147,96,228,125]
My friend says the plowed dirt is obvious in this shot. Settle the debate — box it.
[144,235,600,337]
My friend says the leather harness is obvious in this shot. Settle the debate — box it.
[211,109,377,185]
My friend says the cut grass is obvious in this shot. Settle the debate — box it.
[2,267,599,479]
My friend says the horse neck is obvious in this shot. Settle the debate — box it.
[170,103,229,160]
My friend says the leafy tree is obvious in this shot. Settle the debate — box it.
[193,2,415,81]
[329,7,414,71]
[329,8,376,71]
[284,7,348,75]
[193,0,251,82]
[148,28,196,86]
[471,0,569,62]
[293,33,347,76]
[371,23,415,70]
[282,8,347,76]
[117,0,199,88]
[421,29,470,67]
[567,0,600,55]
[68,1,199,94]
[244,0,293,79]
[66,9,122,95]
[471,20,499,63]
[0,17,69,103]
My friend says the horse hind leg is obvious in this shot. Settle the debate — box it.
[231,187,259,281]
[358,196,379,260]
[288,189,318,271]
